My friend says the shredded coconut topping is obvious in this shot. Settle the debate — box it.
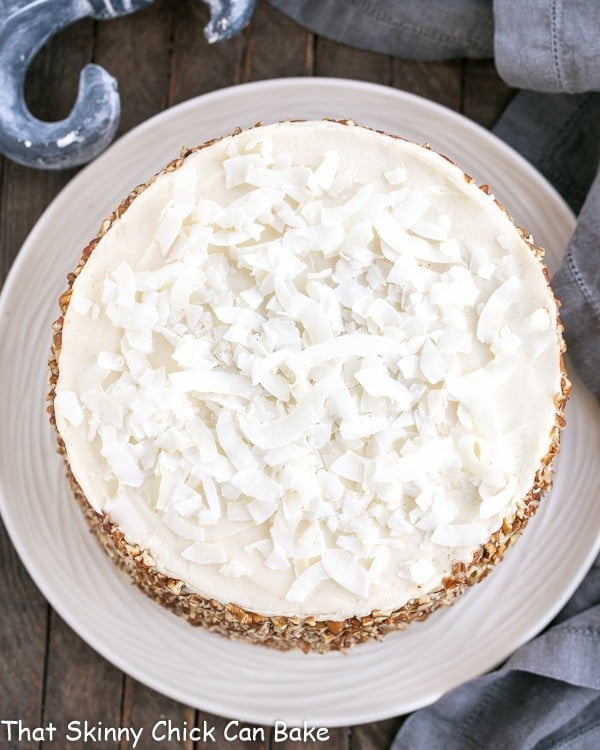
[55,121,561,618]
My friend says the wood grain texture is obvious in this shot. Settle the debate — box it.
[392,59,462,112]
[352,717,405,750]
[41,613,123,750]
[243,1,313,81]
[24,18,95,123]
[0,161,73,282]
[0,524,48,750]
[316,38,391,85]
[93,0,174,135]
[1,15,93,278]
[463,59,515,128]
[120,681,195,750]
[272,726,351,750]
[169,1,246,105]
[201,714,270,749]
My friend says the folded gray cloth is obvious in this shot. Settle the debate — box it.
[493,0,600,93]
[268,0,494,59]
[391,555,600,750]
[494,91,600,401]
[267,0,600,746]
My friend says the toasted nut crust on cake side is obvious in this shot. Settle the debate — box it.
[48,121,571,653]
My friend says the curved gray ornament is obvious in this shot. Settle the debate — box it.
[0,0,154,170]
[0,0,256,170]
[203,0,257,44]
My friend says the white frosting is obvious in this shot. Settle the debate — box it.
[55,121,562,620]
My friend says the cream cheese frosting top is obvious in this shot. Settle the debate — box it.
[54,120,562,620]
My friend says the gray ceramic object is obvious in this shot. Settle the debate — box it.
[203,0,256,43]
[0,0,256,170]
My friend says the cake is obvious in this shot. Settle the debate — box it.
[48,120,569,652]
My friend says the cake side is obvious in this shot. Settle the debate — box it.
[48,120,570,652]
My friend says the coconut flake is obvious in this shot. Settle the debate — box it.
[237,376,333,450]
[384,167,407,185]
[97,351,126,371]
[431,523,488,547]
[219,559,251,577]
[479,476,517,519]
[321,184,373,226]
[321,548,370,597]
[113,262,136,308]
[477,278,519,343]
[106,302,159,332]
[100,439,144,487]
[244,539,272,558]
[330,451,364,483]
[182,541,227,564]
[239,286,264,309]
[410,219,449,242]
[354,368,411,409]
[285,562,329,602]
[71,296,93,316]
[286,293,333,344]
[168,370,253,397]
[527,307,551,332]
[223,154,267,188]
[340,412,388,439]
[226,501,252,521]
[419,340,445,384]
[288,334,403,374]
[156,203,185,255]
[163,513,206,541]
[309,150,339,192]
[172,483,204,516]
[409,558,436,585]
[216,410,258,471]
[54,390,85,427]
[231,470,283,503]
[81,386,123,427]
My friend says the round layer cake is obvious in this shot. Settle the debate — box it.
[49,120,569,652]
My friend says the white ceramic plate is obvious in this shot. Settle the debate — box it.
[1,78,599,727]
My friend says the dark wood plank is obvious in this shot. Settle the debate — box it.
[24,18,95,123]
[200,714,269,749]
[0,20,97,745]
[120,681,195,750]
[0,161,75,283]
[272,725,350,750]
[352,717,404,750]
[243,1,313,81]
[0,524,49,750]
[1,15,94,279]
[93,0,174,136]
[41,613,123,749]
[169,1,246,104]
[315,38,392,85]
[462,59,515,128]
[392,59,462,111]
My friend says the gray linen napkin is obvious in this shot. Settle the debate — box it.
[391,556,600,750]
[267,1,600,746]
[495,92,600,401]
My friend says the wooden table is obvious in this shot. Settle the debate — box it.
[0,2,515,747]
